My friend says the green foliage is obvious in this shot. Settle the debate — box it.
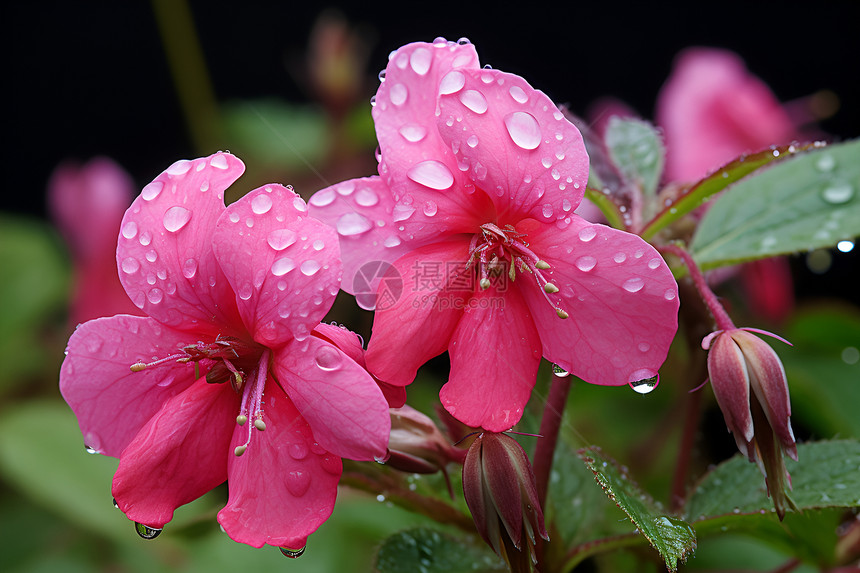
[604,117,665,197]
[690,140,860,268]
[375,528,506,573]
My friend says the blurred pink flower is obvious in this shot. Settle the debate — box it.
[310,39,679,431]
[48,157,142,324]
[703,327,797,518]
[60,152,391,550]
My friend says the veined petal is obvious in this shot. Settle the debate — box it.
[517,216,679,387]
[60,315,200,457]
[436,68,588,225]
[273,336,390,461]
[112,378,237,528]
[709,333,755,444]
[218,388,341,549]
[307,177,412,304]
[117,152,245,336]
[375,41,494,241]
[441,286,540,432]
[213,184,340,346]
[364,240,471,386]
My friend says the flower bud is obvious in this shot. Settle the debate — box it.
[385,406,465,475]
[462,432,548,571]
[703,327,798,519]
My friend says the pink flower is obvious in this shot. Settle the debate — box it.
[702,327,798,518]
[656,47,797,183]
[309,39,680,431]
[59,152,391,550]
[48,157,143,324]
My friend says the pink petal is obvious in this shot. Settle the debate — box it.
[218,387,341,549]
[517,216,679,386]
[375,41,494,242]
[212,184,340,345]
[273,336,390,461]
[364,240,472,386]
[112,378,237,528]
[307,177,412,307]
[440,286,541,431]
[60,315,201,457]
[117,152,245,337]
[709,332,754,443]
[436,67,588,225]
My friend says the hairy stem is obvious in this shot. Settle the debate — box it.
[659,243,735,332]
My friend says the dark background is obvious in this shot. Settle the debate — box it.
[7,1,859,301]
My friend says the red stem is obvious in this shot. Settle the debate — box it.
[659,243,736,331]
[533,376,572,509]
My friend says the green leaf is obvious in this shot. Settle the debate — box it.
[686,439,860,522]
[375,528,506,573]
[690,139,860,269]
[584,187,626,230]
[604,117,665,197]
[578,446,696,572]
[640,142,813,241]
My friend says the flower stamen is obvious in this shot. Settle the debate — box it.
[234,350,270,457]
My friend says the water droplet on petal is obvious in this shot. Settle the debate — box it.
[280,546,306,559]
[628,370,659,394]
[385,84,407,109]
[309,188,336,207]
[459,89,488,114]
[384,236,401,248]
[209,154,229,169]
[314,344,342,371]
[135,522,162,539]
[423,201,438,216]
[509,85,528,104]
[576,256,597,272]
[300,260,321,276]
[162,206,192,232]
[286,470,311,497]
[664,289,677,301]
[613,252,627,263]
[121,221,138,239]
[289,441,308,460]
[166,159,192,176]
[399,124,428,143]
[251,194,273,214]
[439,70,465,95]
[504,111,541,150]
[410,47,432,75]
[147,288,163,304]
[623,277,645,293]
[238,283,253,300]
[271,257,296,276]
[638,342,651,352]
[355,187,379,207]
[821,182,854,204]
[267,229,297,251]
[578,227,597,242]
[141,181,163,201]
[407,160,454,190]
[552,364,570,377]
[182,258,197,279]
[84,444,99,454]
[542,204,553,218]
[336,212,372,236]
[466,135,479,148]
[121,257,140,274]
[392,204,415,222]
[293,197,308,212]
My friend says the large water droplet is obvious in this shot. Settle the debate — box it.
[141,181,163,201]
[251,194,273,214]
[135,522,163,539]
[355,187,379,207]
[815,154,836,172]
[628,371,659,394]
[210,154,229,169]
[84,444,99,454]
[280,546,306,559]
[576,256,597,272]
[821,182,854,204]
[182,258,198,279]
[267,229,297,251]
[399,124,428,143]
[504,111,541,150]
[336,212,372,236]
[578,227,597,242]
[622,277,645,293]
[613,252,627,263]
[121,221,138,240]
[238,283,253,300]
[406,160,454,190]
[466,134,479,148]
[162,206,192,232]
[459,89,488,114]
[542,204,554,218]
[147,288,164,304]
[552,364,570,377]
[314,344,342,371]
[166,159,192,176]
[509,85,528,104]
[410,47,432,75]
[309,188,336,207]
[384,235,401,248]
[439,70,466,95]
[121,257,140,274]
[271,257,296,276]
[289,441,308,460]
[300,260,321,276]
[389,83,408,106]
[423,201,438,216]
[392,204,415,222]
[286,470,311,497]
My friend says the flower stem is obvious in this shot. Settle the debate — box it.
[659,243,735,331]
[533,376,572,509]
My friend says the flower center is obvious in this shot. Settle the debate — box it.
[129,336,271,456]
[467,223,568,319]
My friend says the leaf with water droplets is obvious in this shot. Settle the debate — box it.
[604,117,665,197]
[375,528,506,573]
[578,446,697,571]
[690,139,860,269]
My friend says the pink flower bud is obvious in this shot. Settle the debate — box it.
[703,327,798,519]
[462,432,548,570]
[385,405,465,475]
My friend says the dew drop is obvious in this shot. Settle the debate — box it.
[439,70,466,95]
[815,154,836,172]
[182,258,198,279]
[623,277,645,293]
[121,257,140,274]
[293,196,308,212]
[406,160,454,190]
[121,221,138,239]
[423,201,438,216]
[336,212,372,236]
[392,204,415,222]
[578,227,597,242]
[389,83,408,106]
[466,134,479,148]
[271,257,296,276]
[542,204,553,218]
[280,546,306,559]
[147,288,164,304]
[141,181,163,201]
[821,182,854,204]
[459,89,488,114]
[166,159,192,176]
[228,212,240,223]
[312,239,325,251]
[145,250,157,263]
[647,258,661,270]
[628,370,658,394]
[504,111,541,150]
[575,256,597,272]
[509,85,528,104]
[286,470,311,497]
[309,188,336,208]
[638,342,651,352]
[613,252,627,263]
[399,124,428,143]
[267,229,297,251]
[162,206,192,232]
[664,289,677,301]
[238,283,253,300]
[251,194,273,214]
[300,260,321,276]
[552,364,570,377]
[314,345,342,371]
[135,522,162,540]
[209,154,229,169]
[355,187,379,207]
[384,235,401,248]
[84,444,99,454]
[410,47,432,75]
